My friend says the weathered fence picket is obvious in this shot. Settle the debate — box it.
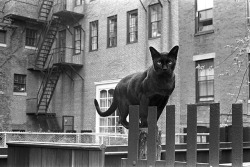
[121,103,244,167]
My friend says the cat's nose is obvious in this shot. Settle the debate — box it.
[163,65,168,70]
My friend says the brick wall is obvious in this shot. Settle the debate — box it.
[179,0,248,129]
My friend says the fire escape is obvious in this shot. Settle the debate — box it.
[34,0,84,116]
[3,0,84,131]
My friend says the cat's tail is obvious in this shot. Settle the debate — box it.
[94,98,117,117]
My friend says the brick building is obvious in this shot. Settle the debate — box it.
[0,0,179,133]
[0,0,249,135]
[179,0,250,132]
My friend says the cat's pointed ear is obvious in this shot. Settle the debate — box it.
[149,46,160,59]
[169,45,179,60]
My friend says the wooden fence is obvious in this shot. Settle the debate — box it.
[121,103,244,167]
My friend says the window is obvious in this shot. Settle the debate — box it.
[13,74,26,92]
[98,89,124,134]
[0,30,6,44]
[149,3,162,38]
[74,26,81,54]
[75,0,82,6]
[58,30,66,62]
[127,10,138,43]
[25,28,37,47]
[107,15,117,48]
[196,59,214,102]
[90,20,98,51]
[196,0,213,33]
[247,0,250,24]
[63,116,74,132]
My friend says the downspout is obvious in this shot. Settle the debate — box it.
[139,0,148,69]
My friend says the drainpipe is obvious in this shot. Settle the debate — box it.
[139,0,148,69]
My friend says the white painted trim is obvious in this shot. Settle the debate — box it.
[94,79,121,86]
[95,80,119,134]
[13,92,27,96]
[193,53,216,61]
[0,43,7,47]
[25,46,37,50]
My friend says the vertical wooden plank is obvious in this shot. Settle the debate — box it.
[209,103,220,167]
[165,105,175,167]
[187,104,197,167]
[7,146,15,167]
[89,150,105,167]
[41,148,57,167]
[29,148,42,167]
[232,103,243,167]
[56,149,72,167]
[128,105,140,167]
[74,150,89,167]
[147,106,157,167]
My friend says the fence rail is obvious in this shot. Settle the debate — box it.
[0,131,211,148]
[0,132,128,148]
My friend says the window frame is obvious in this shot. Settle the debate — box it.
[195,0,214,34]
[95,80,127,135]
[74,26,81,55]
[148,3,162,39]
[107,15,117,48]
[62,116,74,132]
[247,0,250,24]
[127,9,138,44]
[89,20,98,52]
[75,0,82,6]
[25,28,37,47]
[195,59,214,103]
[0,30,6,44]
[13,74,26,93]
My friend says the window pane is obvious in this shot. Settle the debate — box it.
[197,60,214,102]
[0,31,6,44]
[90,21,98,51]
[98,88,125,134]
[108,16,117,47]
[26,29,37,47]
[197,0,213,11]
[13,74,26,92]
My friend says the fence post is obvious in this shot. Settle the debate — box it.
[187,104,197,167]
[165,105,175,167]
[127,105,140,166]
[147,106,157,167]
[232,103,243,167]
[209,103,220,167]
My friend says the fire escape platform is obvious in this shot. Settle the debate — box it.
[53,10,84,24]
[3,14,43,24]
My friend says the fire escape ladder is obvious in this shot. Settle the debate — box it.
[37,65,62,114]
[35,17,60,69]
[38,0,54,21]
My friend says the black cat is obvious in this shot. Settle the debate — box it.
[94,46,178,129]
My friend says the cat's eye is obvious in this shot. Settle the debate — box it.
[168,61,173,65]
[157,61,162,66]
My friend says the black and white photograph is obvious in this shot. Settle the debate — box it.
[0,0,250,166]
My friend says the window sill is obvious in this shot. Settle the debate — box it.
[13,92,27,96]
[149,36,161,40]
[25,46,37,50]
[0,43,7,47]
[195,30,214,36]
[127,41,138,45]
[89,49,98,52]
[107,45,117,49]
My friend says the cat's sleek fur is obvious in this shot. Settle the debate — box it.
[94,46,178,129]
